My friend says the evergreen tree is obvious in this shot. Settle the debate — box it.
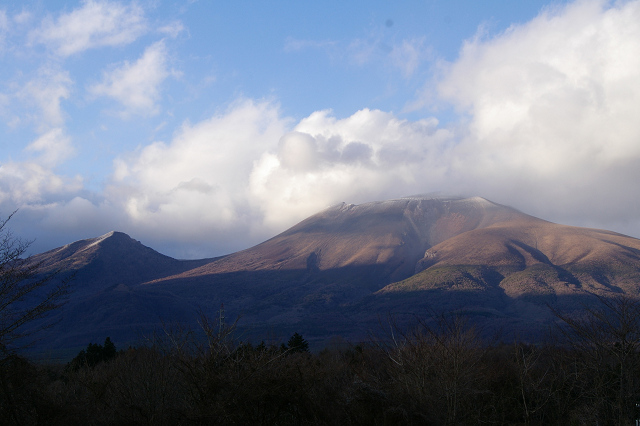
[103,337,116,359]
[69,337,118,369]
[287,332,309,353]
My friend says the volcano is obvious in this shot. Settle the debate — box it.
[23,195,640,355]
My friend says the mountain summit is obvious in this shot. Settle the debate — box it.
[153,195,534,281]
[23,195,640,353]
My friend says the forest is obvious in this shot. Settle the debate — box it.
[3,297,640,426]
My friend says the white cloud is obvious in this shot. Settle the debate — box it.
[30,0,146,56]
[25,128,75,167]
[142,0,640,244]
[38,196,111,232]
[18,67,72,129]
[250,109,452,231]
[89,41,170,116]
[430,0,640,226]
[277,132,320,171]
[108,99,290,249]
[104,103,450,253]
[0,161,82,206]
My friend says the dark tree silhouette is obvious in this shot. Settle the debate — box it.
[103,336,117,359]
[552,295,640,424]
[287,332,309,353]
[69,337,118,369]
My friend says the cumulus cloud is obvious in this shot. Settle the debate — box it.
[89,41,170,116]
[250,109,452,230]
[277,132,320,171]
[0,127,79,210]
[101,103,450,254]
[432,0,640,226]
[30,0,146,56]
[0,161,82,206]
[107,99,290,253]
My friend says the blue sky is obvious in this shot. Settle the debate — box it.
[1,0,640,258]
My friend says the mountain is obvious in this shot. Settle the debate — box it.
[22,232,216,354]
[155,196,528,279]
[31,231,214,294]
[21,196,640,355]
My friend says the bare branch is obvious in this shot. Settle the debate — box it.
[0,212,71,354]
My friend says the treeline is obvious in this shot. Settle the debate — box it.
[3,297,640,425]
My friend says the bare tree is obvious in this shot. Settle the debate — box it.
[0,212,70,354]
[552,294,640,424]
[377,312,487,425]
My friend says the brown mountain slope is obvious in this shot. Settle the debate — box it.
[373,219,640,337]
[382,220,640,296]
[150,196,535,285]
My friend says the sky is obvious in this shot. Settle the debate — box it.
[1,0,640,259]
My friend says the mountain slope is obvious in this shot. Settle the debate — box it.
[22,232,216,353]
[22,195,640,354]
[151,196,534,284]
[31,231,213,293]
[371,219,640,338]
[382,220,640,296]
[139,196,543,338]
